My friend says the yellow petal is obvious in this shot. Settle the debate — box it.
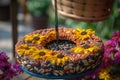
[51,59,56,64]
[33,56,39,60]
[84,49,88,54]
[61,58,65,66]
[57,59,61,65]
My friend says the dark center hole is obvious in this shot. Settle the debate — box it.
[45,40,76,50]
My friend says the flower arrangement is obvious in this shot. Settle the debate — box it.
[15,27,104,77]
[72,31,120,80]
[0,51,23,80]
[16,28,100,66]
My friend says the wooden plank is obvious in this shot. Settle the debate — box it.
[10,0,18,59]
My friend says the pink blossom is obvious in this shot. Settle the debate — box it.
[114,51,120,64]
[111,31,120,44]
[117,8,120,13]
[101,52,112,68]
[104,40,116,53]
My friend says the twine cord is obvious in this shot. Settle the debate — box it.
[54,0,59,50]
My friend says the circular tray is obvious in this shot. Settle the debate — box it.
[21,64,100,79]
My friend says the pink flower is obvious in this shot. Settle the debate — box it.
[101,52,112,68]
[0,51,23,79]
[4,68,17,79]
[117,8,120,13]
[13,63,23,74]
[111,31,120,44]
[114,51,120,64]
[104,40,116,53]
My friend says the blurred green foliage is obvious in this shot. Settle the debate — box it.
[26,0,51,17]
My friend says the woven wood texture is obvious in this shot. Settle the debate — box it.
[52,0,114,22]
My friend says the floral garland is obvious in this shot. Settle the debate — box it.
[16,28,99,66]
[72,31,120,80]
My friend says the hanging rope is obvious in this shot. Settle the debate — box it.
[54,0,59,49]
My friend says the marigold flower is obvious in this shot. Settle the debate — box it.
[17,44,39,56]
[24,34,33,42]
[99,68,111,80]
[24,34,47,44]
[30,49,52,61]
[73,28,95,41]
[50,53,70,66]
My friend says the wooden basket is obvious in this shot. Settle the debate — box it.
[52,0,114,22]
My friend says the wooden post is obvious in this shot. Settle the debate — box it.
[10,0,18,59]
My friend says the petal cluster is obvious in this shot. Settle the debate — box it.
[0,51,23,79]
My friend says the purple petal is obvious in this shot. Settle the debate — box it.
[104,40,116,53]
[101,52,112,68]
[114,51,120,64]
[13,62,23,74]
[117,8,120,13]
[111,31,120,44]
[4,68,17,79]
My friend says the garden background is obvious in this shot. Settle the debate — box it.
[0,0,120,80]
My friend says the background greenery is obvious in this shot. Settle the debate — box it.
[27,0,51,17]
[48,0,120,40]
[26,0,120,39]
